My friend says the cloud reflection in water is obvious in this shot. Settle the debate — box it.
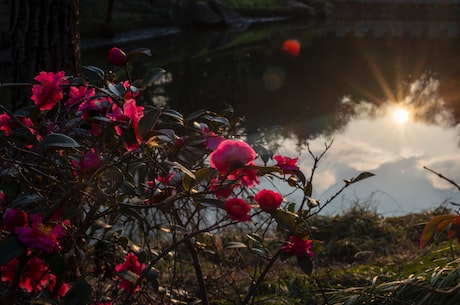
[263,74,460,215]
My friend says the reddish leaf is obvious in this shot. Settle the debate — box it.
[420,214,456,248]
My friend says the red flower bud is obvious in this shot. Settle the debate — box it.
[108,47,127,66]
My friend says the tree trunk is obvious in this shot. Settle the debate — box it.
[9,0,80,111]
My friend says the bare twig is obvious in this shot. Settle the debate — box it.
[423,166,460,192]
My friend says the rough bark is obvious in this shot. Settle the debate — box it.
[9,0,80,111]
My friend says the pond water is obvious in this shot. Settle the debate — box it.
[83,15,460,215]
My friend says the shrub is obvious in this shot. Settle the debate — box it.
[0,46,373,305]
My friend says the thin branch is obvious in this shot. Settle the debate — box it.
[423,166,460,192]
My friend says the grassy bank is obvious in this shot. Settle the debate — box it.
[185,204,459,304]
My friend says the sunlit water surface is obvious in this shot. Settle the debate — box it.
[78,15,460,215]
[263,79,460,215]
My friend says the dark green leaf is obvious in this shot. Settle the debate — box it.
[186,109,208,121]
[40,133,80,149]
[250,245,268,257]
[254,144,273,164]
[68,77,87,86]
[118,270,140,285]
[138,108,162,138]
[272,209,299,233]
[142,68,166,88]
[182,174,195,192]
[10,194,44,209]
[126,47,152,62]
[0,236,27,266]
[63,280,92,305]
[246,233,263,245]
[297,256,313,274]
[107,82,126,97]
[198,198,224,209]
[346,172,375,186]
[82,65,105,83]
[162,109,184,123]
[224,242,247,249]
[168,161,195,180]
[44,253,66,276]
[209,116,230,126]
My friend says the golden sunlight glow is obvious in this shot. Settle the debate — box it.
[393,107,410,124]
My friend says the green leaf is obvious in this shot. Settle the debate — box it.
[345,171,375,186]
[0,236,27,266]
[198,198,224,209]
[250,245,268,257]
[246,233,263,245]
[272,209,299,233]
[194,167,214,184]
[82,65,105,83]
[224,241,247,249]
[63,280,92,305]
[142,68,166,88]
[44,253,66,276]
[168,161,195,180]
[297,256,313,274]
[247,165,283,175]
[253,144,273,164]
[138,108,162,138]
[10,194,44,209]
[186,109,208,121]
[40,133,80,149]
[118,269,140,284]
[182,174,196,192]
[162,109,184,123]
[420,214,457,248]
[143,267,160,291]
[126,47,152,62]
[107,82,126,97]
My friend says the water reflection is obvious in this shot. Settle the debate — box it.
[263,74,460,215]
[76,17,460,215]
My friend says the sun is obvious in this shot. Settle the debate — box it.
[392,107,410,124]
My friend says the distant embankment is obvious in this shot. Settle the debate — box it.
[331,0,460,20]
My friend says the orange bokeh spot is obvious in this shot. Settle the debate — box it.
[282,39,301,57]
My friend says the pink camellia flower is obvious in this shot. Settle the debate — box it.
[0,257,66,295]
[115,252,145,293]
[254,189,283,213]
[65,86,96,109]
[3,208,28,232]
[224,198,251,222]
[0,113,36,137]
[121,81,140,100]
[227,163,260,188]
[108,99,144,149]
[209,178,235,198]
[0,190,5,205]
[0,113,12,135]
[77,96,113,135]
[14,214,66,254]
[210,139,256,174]
[80,150,102,176]
[273,155,300,174]
[31,71,65,110]
[201,126,225,151]
[281,235,314,258]
[108,47,127,67]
